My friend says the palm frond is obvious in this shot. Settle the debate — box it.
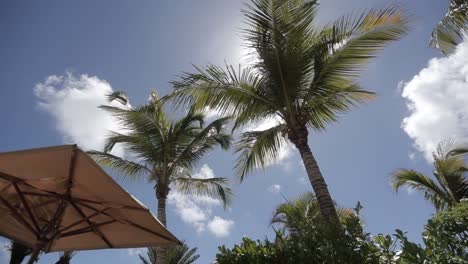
[391,169,450,210]
[271,192,353,234]
[437,138,468,158]
[430,0,468,54]
[315,5,409,83]
[303,81,375,130]
[139,247,157,264]
[169,65,275,120]
[433,156,468,204]
[172,177,233,208]
[167,116,232,175]
[393,140,468,210]
[235,123,287,181]
[87,150,151,180]
[106,91,129,105]
[55,251,77,264]
[139,242,199,264]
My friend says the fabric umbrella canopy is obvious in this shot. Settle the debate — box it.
[0,145,180,264]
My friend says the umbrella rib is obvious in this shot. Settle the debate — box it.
[66,145,78,197]
[13,182,40,233]
[0,194,38,237]
[60,219,117,238]
[22,191,148,212]
[59,207,111,234]
[78,202,177,243]
[0,199,54,221]
[76,199,150,211]
[70,201,114,248]
[0,181,11,193]
[43,148,78,253]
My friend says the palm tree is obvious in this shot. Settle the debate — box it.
[391,141,468,210]
[430,0,468,55]
[9,241,32,264]
[139,242,200,264]
[88,91,233,264]
[168,0,409,224]
[271,192,353,235]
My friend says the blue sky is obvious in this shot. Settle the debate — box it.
[2,0,468,263]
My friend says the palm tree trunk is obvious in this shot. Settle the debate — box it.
[157,196,167,226]
[155,189,168,264]
[289,126,340,225]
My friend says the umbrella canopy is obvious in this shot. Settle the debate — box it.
[0,145,180,262]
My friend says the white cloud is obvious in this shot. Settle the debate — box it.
[168,190,210,233]
[0,240,9,263]
[34,73,126,156]
[193,164,216,179]
[267,184,281,194]
[167,164,233,235]
[297,175,308,185]
[207,216,235,238]
[401,39,468,161]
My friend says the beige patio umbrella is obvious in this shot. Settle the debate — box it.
[0,145,180,264]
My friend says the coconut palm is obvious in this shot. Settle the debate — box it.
[168,0,409,224]
[139,242,200,264]
[391,141,468,210]
[271,192,354,235]
[88,91,232,264]
[430,0,468,54]
[9,241,32,264]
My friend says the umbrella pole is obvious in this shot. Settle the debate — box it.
[26,245,42,264]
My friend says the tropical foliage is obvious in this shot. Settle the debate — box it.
[217,199,468,264]
[88,91,232,264]
[430,0,468,54]
[139,242,200,264]
[375,201,468,263]
[270,192,353,234]
[391,141,468,210]
[167,0,409,224]
[216,201,381,264]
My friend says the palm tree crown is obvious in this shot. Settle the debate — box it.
[89,91,233,264]
[139,242,200,264]
[392,141,468,210]
[90,91,233,215]
[168,0,409,224]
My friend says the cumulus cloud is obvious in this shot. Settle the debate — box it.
[267,184,281,194]
[207,216,235,238]
[401,39,468,161]
[34,73,126,156]
[167,164,234,235]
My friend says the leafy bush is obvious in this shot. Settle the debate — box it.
[216,209,381,264]
[216,201,468,264]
